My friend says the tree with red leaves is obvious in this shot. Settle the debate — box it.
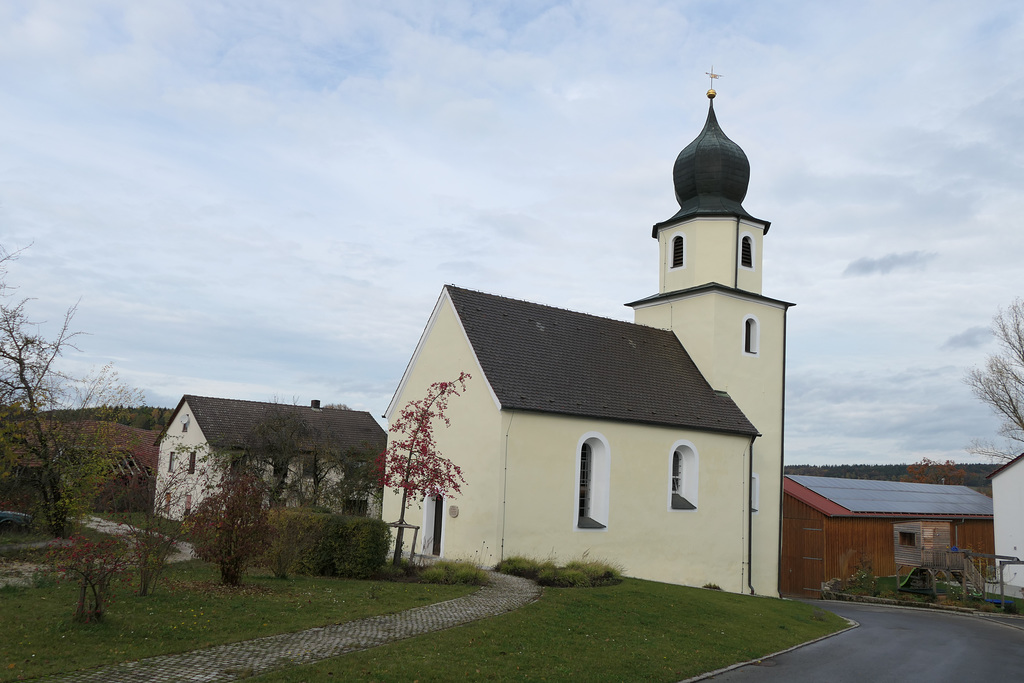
[902,458,967,485]
[377,372,469,564]
[187,472,271,585]
[51,536,129,623]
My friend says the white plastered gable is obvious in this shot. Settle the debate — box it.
[384,286,502,422]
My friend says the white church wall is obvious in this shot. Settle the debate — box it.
[499,410,759,594]
[381,293,505,566]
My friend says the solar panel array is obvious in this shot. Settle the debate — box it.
[787,475,993,516]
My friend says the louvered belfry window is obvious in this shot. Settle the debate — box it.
[672,236,684,268]
[741,236,753,268]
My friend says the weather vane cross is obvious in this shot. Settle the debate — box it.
[705,66,722,87]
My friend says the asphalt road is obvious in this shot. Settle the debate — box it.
[705,601,1024,683]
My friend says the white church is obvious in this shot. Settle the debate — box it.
[383,88,792,596]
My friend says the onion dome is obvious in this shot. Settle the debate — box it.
[653,91,766,236]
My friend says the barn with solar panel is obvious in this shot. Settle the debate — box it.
[782,475,994,597]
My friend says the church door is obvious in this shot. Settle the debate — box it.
[431,496,443,556]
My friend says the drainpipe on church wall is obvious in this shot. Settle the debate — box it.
[748,435,757,595]
[776,306,789,598]
[500,411,516,563]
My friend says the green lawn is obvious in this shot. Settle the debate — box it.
[0,561,473,681]
[252,579,849,683]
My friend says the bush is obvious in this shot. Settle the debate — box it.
[374,560,418,581]
[50,536,129,623]
[187,473,271,586]
[495,556,555,581]
[420,560,489,586]
[563,559,622,587]
[844,557,877,596]
[302,515,390,579]
[262,509,327,579]
[496,555,621,588]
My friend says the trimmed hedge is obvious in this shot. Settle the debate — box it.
[305,514,391,579]
[262,509,327,579]
[264,511,391,580]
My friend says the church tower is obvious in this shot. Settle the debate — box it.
[628,88,792,596]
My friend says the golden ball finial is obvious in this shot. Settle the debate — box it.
[707,88,716,99]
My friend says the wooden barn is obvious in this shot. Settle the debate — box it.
[781,475,994,597]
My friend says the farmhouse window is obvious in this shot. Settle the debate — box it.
[188,450,196,474]
[899,531,917,547]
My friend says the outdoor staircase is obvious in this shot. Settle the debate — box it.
[958,557,986,598]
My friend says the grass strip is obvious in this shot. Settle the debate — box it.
[252,578,847,682]
[0,561,472,681]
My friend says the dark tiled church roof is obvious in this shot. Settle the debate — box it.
[171,395,386,451]
[446,286,758,436]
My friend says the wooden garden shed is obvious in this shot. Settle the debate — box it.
[781,475,994,598]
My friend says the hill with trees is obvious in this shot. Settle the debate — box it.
[784,462,997,494]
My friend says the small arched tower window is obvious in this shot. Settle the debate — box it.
[672,235,685,269]
[741,235,753,269]
[743,316,759,355]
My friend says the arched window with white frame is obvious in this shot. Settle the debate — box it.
[743,315,760,356]
[668,441,699,510]
[575,433,610,530]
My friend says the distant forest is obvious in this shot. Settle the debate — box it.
[52,406,174,432]
[784,463,998,492]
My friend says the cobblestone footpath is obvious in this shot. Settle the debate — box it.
[37,572,541,683]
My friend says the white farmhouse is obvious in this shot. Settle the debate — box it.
[988,453,1024,598]
[156,395,386,519]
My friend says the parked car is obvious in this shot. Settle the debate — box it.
[0,511,33,534]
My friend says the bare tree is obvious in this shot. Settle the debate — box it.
[0,245,142,536]
[116,446,207,595]
[229,403,381,512]
[299,440,381,512]
[965,298,1024,462]
[235,405,309,506]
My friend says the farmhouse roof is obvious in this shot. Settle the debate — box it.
[985,452,1024,480]
[785,475,993,518]
[166,395,385,451]
[445,285,758,436]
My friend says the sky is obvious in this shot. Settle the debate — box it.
[1,0,1022,467]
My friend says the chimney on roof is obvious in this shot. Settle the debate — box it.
[311,400,322,412]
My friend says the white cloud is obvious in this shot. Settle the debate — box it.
[1,0,1021,465]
